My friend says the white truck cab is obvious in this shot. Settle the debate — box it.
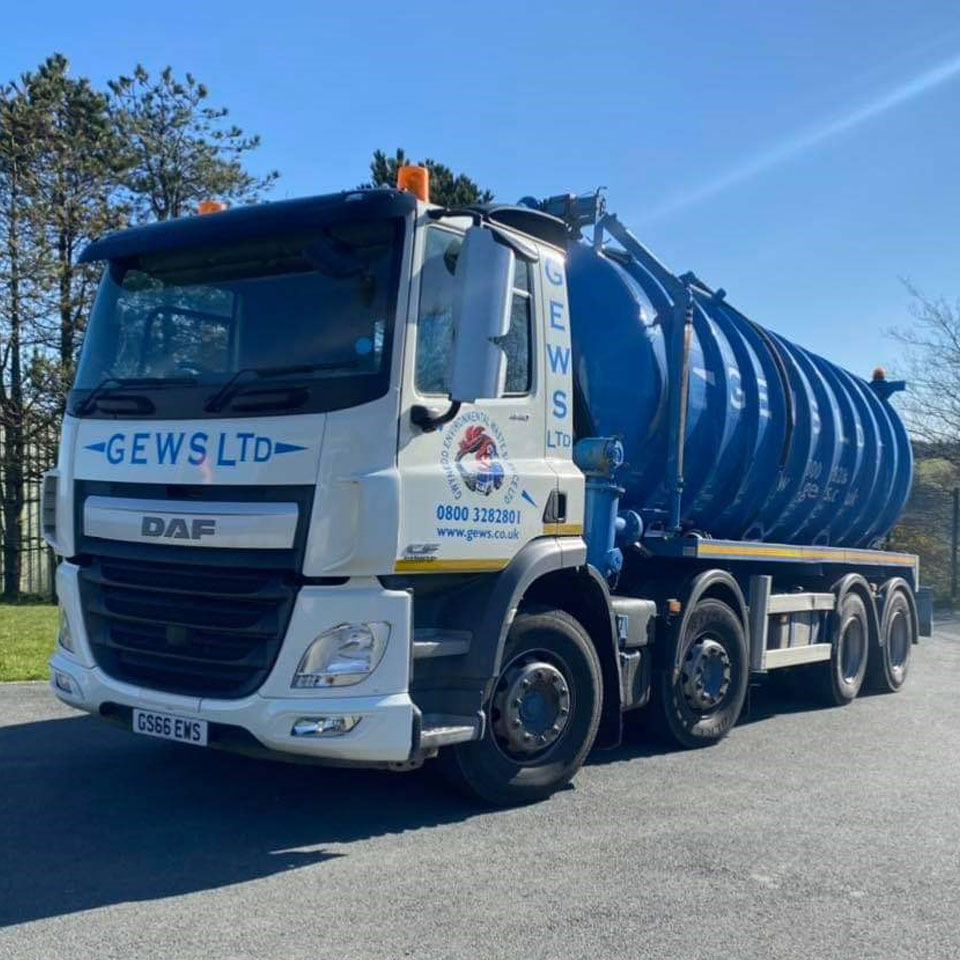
[45,182,601,803]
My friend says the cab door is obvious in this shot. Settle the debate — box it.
[395,220,556,573]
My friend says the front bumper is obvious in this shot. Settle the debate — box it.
[51,563,416,763]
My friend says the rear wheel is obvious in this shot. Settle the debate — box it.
[651,598,748,748]
[440,607,602,806]
[865,585,914,693]
[815,590,869,705]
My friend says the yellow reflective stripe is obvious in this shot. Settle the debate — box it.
[542,523,584,536]
[694,543,818,560]
[393,558,509,573]
[693,542,916,567]
[842,550,916,566]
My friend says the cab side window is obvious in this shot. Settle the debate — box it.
[503,257,533,394]
[416,227,533,396]
[415,229,460,395]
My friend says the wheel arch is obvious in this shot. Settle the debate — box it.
[654,568,749,670]
[831,572,880,651]
[520,564,622,749]
[400,538,617,729]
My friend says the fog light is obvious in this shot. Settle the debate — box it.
[291,716,361,738]
[58,605,75,652]
[53,670,76,695]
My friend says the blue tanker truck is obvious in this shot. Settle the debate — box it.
[45,172,926,804]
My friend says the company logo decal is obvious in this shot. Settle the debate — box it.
[141,516,217,540]
[441,412,518,503]
[83,431,307,467]
[402,542,440,560]
[456,425,505,495]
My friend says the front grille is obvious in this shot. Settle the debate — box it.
[79,556,299,699]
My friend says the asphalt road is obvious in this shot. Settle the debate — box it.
[1,626,958,960]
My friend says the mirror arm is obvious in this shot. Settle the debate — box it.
[410,400,462,433]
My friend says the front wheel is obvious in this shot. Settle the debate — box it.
[440,607,602,806]
[650,598,748,748]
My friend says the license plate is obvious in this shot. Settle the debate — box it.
[132,708,208,746]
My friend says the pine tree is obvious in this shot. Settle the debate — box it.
[369,148,493,206]
[109,65,279,222]
[0,57,281,597]
[0,81,48,598]
[21,55,124,398]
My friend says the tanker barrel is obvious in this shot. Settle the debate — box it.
[559,201,913,548]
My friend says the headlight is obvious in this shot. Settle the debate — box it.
[292,622,389,688]
[58,605,75,652]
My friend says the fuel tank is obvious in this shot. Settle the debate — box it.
[566,242,912,548]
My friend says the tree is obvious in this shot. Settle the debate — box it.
[369,148,493,206]
[0,80,50,598]
[888,283,960,465]
[890,450,957,602]
[0,56,122,599]
[22,55,124,399]
[0,56,281,598]
[886,285,960,603]
[108,65,279,222]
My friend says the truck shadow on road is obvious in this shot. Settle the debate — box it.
[0,679,839,928]
[0,713,489,928]
[589,676,837,766]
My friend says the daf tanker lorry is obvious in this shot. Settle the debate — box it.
[45,169,926,804]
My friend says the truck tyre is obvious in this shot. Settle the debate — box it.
[651,598,748,749]
[815,590,870,705]
[865,585,913,693]
[440,607,602,806]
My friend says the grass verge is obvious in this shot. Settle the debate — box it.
[0,602,58,681]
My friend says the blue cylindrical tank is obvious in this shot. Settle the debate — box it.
[567,242,912,548]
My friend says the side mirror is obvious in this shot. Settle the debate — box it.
[448,226,515,403]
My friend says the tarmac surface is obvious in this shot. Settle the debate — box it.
[1,623,958,959]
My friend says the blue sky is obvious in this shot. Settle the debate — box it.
[5,0,960,375]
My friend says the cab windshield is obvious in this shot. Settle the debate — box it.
[73,216,403,418]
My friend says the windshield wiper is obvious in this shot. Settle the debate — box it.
[75,375,197,415]
[204,361,361,413]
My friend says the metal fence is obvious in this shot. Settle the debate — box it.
[1,427,59,600]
